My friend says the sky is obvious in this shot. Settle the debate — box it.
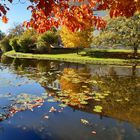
[0,1,31,33]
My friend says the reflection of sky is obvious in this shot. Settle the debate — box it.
[0,59,140,140]
[1,102,140,140]
[0,67,35,88]
[0,64,46,112]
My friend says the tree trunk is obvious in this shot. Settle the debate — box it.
[76,47,79,55]
[132,63,137,77]
[133,46,138,58]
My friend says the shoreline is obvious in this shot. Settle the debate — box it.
[4,51,140,65]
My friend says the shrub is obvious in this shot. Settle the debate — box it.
[36,31,58,53]
[0,36,12,52]
[18,35,35,53]
[38,31,58,45]
[36,40,49,53]
[9,37,20,52]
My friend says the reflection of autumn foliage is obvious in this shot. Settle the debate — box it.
[90,74,140,127]
[59,68,92,107]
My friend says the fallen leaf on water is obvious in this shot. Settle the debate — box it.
[93,105,103,113]
[91,131,96,135]
[80,119,89,125]
[58,110,62,113]
[44,115,49,119]
[49,106,57,112]
[47,99,55,102]
[59,104,67,108]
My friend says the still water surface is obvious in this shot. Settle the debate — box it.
[0,56,140,140]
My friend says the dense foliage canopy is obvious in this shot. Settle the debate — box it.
[59,26,93,48]
[0,0,140,32]
[92,13,140,57]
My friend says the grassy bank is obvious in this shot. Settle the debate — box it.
[4,50,140,65]
[84,49,140,53]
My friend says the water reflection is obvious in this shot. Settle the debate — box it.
[0,56,140,140]
[59,68,92,107]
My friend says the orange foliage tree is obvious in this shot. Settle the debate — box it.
[0,0,140,32]
[24,0,140,33]
[25,0,106,33]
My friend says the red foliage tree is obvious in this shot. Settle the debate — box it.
[25,0,106,32]
[0,0,140,32]
[97,0,140,17]
[0,0,12,23]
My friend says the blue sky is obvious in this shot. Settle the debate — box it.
[0,1,31,33]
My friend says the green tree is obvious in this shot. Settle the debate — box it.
[0,30,5,40]
[0,36,12,52]
[17,29,37,53]
[93,13,140,58]
[8,23,25,37]
[36,31,58,53]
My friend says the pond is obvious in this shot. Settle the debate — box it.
[0,55,140,140]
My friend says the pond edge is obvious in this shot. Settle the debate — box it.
[4,51,140,66]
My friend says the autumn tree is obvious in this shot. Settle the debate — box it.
[0,0,12,23]
[97,0,140,18]
[59,26,93,49]
[92,13,140,58]
[24,0,140,33]
[25,0,106,33]
[0,0,140,32]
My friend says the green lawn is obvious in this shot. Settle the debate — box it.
[4,50,140,65]
[84,49,140,53]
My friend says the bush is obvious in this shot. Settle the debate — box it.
[0,36,12,52]
[36,40,50,53]
[38,31,58,45]
[35,31,57,53]
[9,37,20,52]
[35,31,58,53]
[18,35,35,53]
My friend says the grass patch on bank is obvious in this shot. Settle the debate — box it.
[84,49,140,53]
[84,49,140,59]
[4,50,140,65]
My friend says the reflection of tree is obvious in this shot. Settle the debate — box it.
[90,71,140,127]
[59,67,92,107]
[2,57,140,127]
[0,55,13,64]
[8,59,61,88]
[131,61,140,78]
